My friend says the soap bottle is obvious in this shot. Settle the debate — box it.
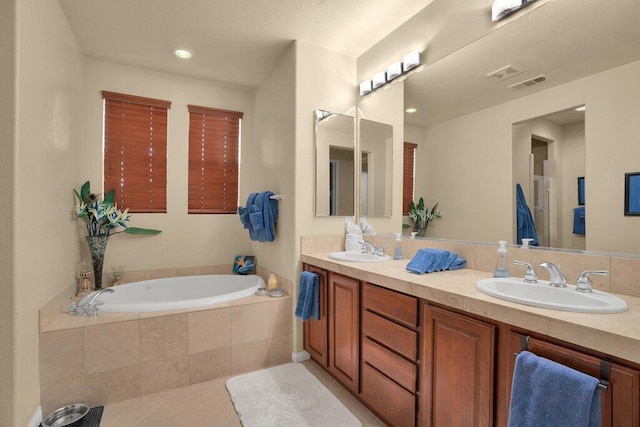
[493,240,510,278]
[393,233,403,260]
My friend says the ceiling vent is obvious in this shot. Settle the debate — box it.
[508,75,548,90]
[486,65,523,81]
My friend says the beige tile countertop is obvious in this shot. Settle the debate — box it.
[301,253,640,365]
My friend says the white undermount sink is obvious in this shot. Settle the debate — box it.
[476,278,628,314]
[328,251,391,263]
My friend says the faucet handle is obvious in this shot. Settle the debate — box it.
[576,270,609,293]
[68,298,78,314]
[84,301,104,317]
[513,260,537,283]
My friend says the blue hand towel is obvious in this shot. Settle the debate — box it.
[449,257,467,270]
[295,271,319,321]
[406,249,467,274]
[237,193,257,229]
[573,206,586,235]
[516,184,540,246]
[508,351,601,427]
[438,251,459,271]
[238,191,279,242]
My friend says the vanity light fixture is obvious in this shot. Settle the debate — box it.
[359,80,373,96]
[575,106,586,111]
[360,50,423,97]
[405,108,418,114]
[372,71,387,89]
[174,48,193,59]
[492,0,537,21]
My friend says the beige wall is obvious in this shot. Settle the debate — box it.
[561,121,586,250]
[14,0,85,424]
[0,0,16,424]
[419,60,640,255]
[82,59,256,272]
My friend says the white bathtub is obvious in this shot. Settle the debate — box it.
[81,274,264,312]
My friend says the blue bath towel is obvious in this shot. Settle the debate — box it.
[295,271,319,321]
[406,248,466,274]
[516,184,540,246]
[573,206,586,235]
[237,191,279,242]
[508,351,601,427]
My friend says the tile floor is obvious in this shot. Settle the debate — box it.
[100,360,386,426]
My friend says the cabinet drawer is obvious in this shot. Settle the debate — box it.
[363,310,418,361]
[363,283,418,328]
[361,363,416,427]
[363,337,417,393]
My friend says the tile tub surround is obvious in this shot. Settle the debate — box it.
[300,235,640,365]
[39,290,293,416]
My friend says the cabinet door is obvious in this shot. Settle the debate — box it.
[505,333,640,427]
[328,272,360,393]
[303,265,328,367]
[421,304,495,427]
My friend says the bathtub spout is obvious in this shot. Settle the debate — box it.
[73,288,114,316]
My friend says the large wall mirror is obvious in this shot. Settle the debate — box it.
[359,118,393,217]
[315,110,355,216]
[385,0,640,256]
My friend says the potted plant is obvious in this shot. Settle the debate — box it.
[73,181,160,288]
[407,197,441,237]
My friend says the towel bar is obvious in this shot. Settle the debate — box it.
[513,334,609,391]
[269,194,282,200]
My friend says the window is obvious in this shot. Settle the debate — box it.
[403,142,418,215]
[102,91,171,213]
[188,105,243,214]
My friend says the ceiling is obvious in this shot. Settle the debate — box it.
[57,0,434,88]
[404,0,640,126]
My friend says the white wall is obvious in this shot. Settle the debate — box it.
[82,59,256,272]
[14,0,85,424]
[561,121,586,250]
[420,60,640,255]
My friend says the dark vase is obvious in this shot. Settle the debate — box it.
[414,220,428,237]
[86,235,109,289]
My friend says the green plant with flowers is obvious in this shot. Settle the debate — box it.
[73,181,161,237]
[408,197,441,228]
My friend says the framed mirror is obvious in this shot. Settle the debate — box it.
[314,110,355,216]
[359,118,393,217]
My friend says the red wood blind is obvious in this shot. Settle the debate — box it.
[103,91,171,213]
[403,142,418,215]
[188,105,243,214]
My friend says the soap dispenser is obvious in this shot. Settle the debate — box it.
[393,233,403,260]
[494,240,510,278]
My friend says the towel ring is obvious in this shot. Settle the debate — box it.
[513,334,609,391]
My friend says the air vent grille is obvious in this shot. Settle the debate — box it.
[508,75,548,90]
[486,65,523,81]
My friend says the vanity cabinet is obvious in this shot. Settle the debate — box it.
[302,264,328,367]
[361,283,419,427]
[420,303,495,427]
[502,332,640,427]
[327,272,360,393]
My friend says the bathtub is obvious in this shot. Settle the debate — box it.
[81,274,265,312]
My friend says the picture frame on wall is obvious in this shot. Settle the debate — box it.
[577,176,585,206]
[233,255,255,275]
[624,172,640,216]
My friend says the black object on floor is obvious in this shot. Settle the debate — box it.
[41,406,103,427]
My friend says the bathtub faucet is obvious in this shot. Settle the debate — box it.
[70,288,114,316]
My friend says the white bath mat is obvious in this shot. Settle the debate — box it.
[226,363,362,427]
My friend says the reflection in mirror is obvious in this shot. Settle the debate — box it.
[512,107,585,250]
[315,110,355,216]
[359,119,393,217]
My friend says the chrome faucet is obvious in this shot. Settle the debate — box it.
[539,262,567,287]
[513,260,537,283]
[576,270,609,293]
[358,240,387,257]
[70,288,114,316]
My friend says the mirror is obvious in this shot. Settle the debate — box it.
[395,0,640,256]
[315,110,355,216]
[359,118,393,217]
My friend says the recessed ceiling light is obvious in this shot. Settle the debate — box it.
[406,108,418,114]
[174,48,193,59]
[575,106,586,111]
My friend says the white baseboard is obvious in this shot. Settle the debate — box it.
[29,406,43,427]
[291,350,311,363]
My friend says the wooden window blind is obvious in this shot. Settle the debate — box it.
[102,91,171,213]
[188,105,243,214]
[403,142,418,215]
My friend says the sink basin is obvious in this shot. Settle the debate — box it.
[476,278,628,313]
[328,251,391,263]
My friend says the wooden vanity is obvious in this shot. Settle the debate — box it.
[302,256,640,427]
